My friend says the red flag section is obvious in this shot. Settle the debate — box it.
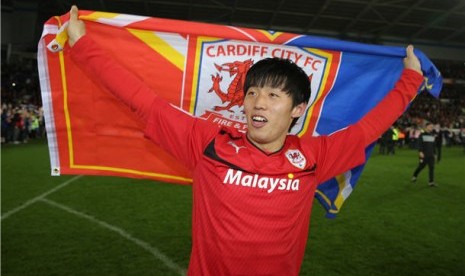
[39,10,339,185]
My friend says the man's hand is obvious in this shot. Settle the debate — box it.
[67,5,86,47]
[403,45,422,76]
[419,151,424,159]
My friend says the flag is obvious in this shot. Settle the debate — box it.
[38,10,442,217]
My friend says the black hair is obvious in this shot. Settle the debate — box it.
[244,57,311,130]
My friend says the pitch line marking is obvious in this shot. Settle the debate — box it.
[1,175,83,220]
[40,198,187,276]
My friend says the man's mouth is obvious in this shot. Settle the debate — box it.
[251,115,268,128]
[252,115,268,123]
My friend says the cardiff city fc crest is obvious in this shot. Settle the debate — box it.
[285,149,307,169]
[191,38,330,134]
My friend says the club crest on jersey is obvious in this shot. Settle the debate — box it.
[285,149,306,169]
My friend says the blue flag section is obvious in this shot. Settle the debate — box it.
[286,35,442,217]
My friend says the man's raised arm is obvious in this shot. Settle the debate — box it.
[356,45,424,145]
[66,5,156,123]
[312,46,424,184]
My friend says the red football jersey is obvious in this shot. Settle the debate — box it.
[70,35,423,275]
[145,100,365,275]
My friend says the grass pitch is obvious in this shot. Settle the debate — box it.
[2,139,464,275]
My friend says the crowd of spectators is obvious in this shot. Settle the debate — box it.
[1,58,45,144]
[1,56,464,151]
[385,59,465,153]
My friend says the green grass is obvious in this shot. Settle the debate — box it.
[2,140,464,275]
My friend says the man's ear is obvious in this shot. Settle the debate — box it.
[291,103,307,118]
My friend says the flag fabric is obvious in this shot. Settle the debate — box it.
[38,10,442,217]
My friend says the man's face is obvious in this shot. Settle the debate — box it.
[243,85,306,152]
[426,124,434,132]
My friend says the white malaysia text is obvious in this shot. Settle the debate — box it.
[223,169,299,193]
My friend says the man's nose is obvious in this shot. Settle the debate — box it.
[254,93,267,109]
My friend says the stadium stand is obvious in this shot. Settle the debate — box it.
[1,58,45,144]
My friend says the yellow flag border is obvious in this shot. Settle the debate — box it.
[55,17,192,183]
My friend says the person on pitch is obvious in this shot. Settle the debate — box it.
[66,6,424,275]
[411,123,438,187]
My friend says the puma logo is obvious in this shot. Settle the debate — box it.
[228,141,246,154]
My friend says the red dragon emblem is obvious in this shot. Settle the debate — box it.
[208,59,254,112]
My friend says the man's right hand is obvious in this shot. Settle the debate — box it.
[67,5,86,47]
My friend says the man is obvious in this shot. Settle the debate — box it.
[434,123,443,162]
[411,123,437,187]
[66,6,423,275]
[390,125,399,154]
[379,127,393,155]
